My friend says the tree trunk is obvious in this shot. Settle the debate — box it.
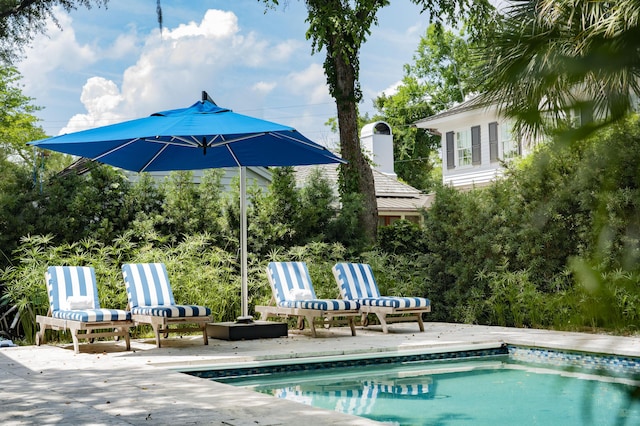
[332,52,378,243]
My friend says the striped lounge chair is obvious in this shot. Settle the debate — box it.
[254,262,360,337]
[122,263,211,348]
[35,266,132,354]
[332,263,431,333]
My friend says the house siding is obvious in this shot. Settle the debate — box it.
[417,103,529,189]
[125,167,273,191]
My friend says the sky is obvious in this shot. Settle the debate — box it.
[15,1,479,149]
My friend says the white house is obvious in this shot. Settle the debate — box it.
[415,96,531,190]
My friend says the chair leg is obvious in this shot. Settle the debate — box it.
[417,314,425,332]
[376,314,389,334]
[307,316,317,337]
[348,317,356,336]
[35,321,47,346]
[202,324,208,345]
[153,324,162,348]
[71,331,80,354]
[123,328,131,350]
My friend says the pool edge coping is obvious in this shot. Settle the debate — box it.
[164,340,506,372]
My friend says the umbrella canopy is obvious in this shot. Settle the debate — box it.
[30,95,344,171]
[29,92,345,320]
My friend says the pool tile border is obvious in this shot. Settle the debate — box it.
[186,346,509,379]
[185,344,640,380]
[508,346,640,376]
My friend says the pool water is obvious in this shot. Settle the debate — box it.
[218,357,640,425]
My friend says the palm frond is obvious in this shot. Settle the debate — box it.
[478,0,640,139]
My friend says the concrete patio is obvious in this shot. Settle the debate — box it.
[2,322,639,425]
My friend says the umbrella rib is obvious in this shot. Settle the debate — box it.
[170,136,201,147]
[273,132,346,162]
[209,133,266,149]
[143,137,199,148]
[93,138,141,162]
[226,144,241,167]
[209,131,336,154]
[139,144,169,173]
[271,131,326,150]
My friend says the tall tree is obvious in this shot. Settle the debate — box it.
[260,0,494,242]
[374,24,484,190]
[480,0,640,139]
[0,0,108,64]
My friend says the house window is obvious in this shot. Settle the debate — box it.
[405,215,420,224]
[456,129,472,166]
[501,121,519,160]
[379,215,401,227]
[568,108,581,127]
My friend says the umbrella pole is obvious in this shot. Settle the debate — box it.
[238,166,252,323]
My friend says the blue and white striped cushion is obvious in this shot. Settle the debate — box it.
[267,262,317,304]
[278,299,359,310]
[46,266,131,322]
[122,263,211,317]
[52,308,131,322]
[333,263,430,308]
[122,263,176,307]
[332,263,381,299]
[357,297,430,309]
[47,266,100,312]
[130,305,210,318]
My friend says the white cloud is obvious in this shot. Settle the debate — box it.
[59,77,124,134]
[18,10,97,93]
[253,81,276,95]
[61,8,305,126]
[102,32,140,60]
[270,39,304,61]
[405,22,422,38]
[378,81,402,97]
[286,63,331,104]
[165,9,238,39]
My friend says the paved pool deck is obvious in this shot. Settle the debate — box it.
[1,322,639,425]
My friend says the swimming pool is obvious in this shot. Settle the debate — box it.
[186,345,640,425]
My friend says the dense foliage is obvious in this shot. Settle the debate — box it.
[411,117,640,332]
[3,116,640,344]
[479,0,640,140]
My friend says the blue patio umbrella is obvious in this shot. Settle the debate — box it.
[29,92,345,321]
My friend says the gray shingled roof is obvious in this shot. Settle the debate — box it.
[295,164,433,212]
[414,94,488,125]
